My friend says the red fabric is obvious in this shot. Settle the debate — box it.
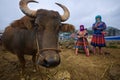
[91,34,105,45]
[76,38,89,46]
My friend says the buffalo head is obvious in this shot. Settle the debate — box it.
[19,0,75,68]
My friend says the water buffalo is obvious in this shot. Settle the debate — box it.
[2,0,75,78]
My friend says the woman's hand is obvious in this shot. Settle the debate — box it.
[97,28,102,30]
[77,35,81,38]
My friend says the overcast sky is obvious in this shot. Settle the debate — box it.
[0,0,120,30]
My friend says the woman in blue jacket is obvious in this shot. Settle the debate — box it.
[91,15,107,54]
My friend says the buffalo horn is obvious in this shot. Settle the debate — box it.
[56,3,70,22]
[19,0,38,17]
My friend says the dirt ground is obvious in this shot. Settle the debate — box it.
[0,46,120,80]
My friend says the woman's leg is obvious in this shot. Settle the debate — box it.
[75,48,78,55]
[93,46,96,55]
[99,47,103,54]
[86,48,90,57]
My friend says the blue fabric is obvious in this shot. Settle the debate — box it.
[92,22,106,34]
[91,42,106,47]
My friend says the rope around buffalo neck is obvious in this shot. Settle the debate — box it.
[35,33,61,56]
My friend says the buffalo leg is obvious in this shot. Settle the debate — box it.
[17,54,26,78]
[32,53,37,72]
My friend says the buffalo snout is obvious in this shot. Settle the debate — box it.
[37,52,60,68]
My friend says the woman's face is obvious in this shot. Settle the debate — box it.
[80,26,84,29]
[96,18,101,22]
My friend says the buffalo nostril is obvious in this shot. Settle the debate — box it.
[43,58,60,67]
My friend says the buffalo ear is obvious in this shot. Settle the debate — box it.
[60,23,75,32]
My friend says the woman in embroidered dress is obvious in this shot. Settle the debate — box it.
[91,15,107,54]
[75,25,90,56]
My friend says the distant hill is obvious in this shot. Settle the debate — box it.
[106,26,120,36]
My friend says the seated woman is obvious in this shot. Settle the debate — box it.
[75,25,90,56]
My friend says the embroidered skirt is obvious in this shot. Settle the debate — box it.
[91,34,106,47]
[75,37,89,49]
